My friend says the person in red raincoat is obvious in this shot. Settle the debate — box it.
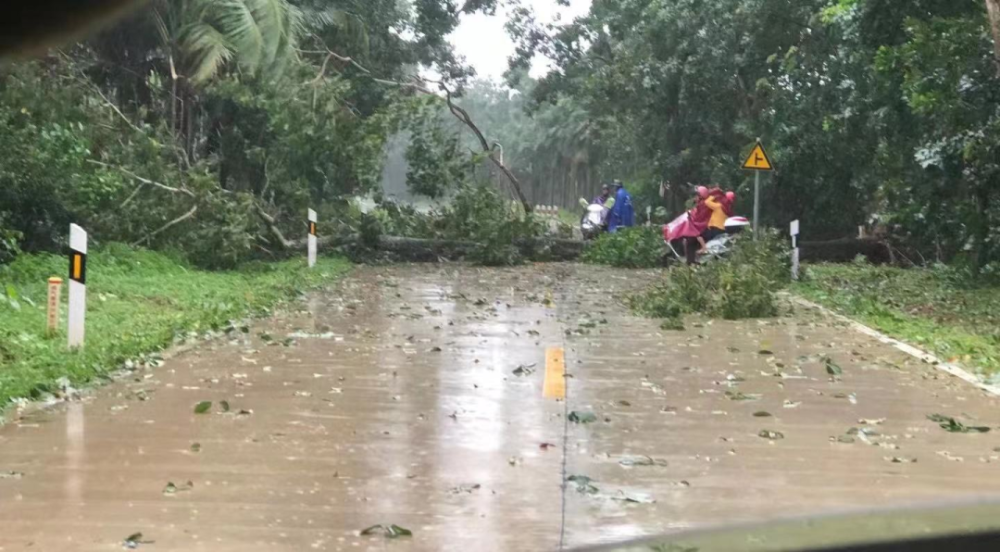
[679,186,712,264]
[722,191,736,217]
[663,185,720,264]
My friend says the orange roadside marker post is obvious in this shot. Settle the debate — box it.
[47,277,63,337]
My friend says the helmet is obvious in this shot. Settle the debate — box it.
[697,186,709,199]
[725,191,735,201]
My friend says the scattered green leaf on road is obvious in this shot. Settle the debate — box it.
[825,357,843,376]
[512,363,536,376]
[123,532,149,549]
[927,414,990,433]
[619,455,668,467]
[567,475,599,494]
[611,491,656,503]
[194,401,212,414]
[725,391,761,401]
[360,524,413,538]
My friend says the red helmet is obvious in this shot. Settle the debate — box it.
[725,191,735,201]
[697,186,709,199]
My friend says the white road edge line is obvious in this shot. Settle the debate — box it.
[787,294,1000,397]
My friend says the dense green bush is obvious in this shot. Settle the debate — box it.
[0,222,21,265]
[581,227,665,268]
[630,231,789,324]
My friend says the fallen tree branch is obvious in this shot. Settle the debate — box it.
[306,42,531,212]
[254,203,295,249]
[119,181,146,208]
[131,204,198,247]
[88,160,196,198]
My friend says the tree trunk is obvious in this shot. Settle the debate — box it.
[184,87,195,160]
[975,187,992,270]
[169,55,178,136]
[987,0,1000,75]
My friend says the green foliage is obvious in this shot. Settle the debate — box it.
[505,0,1000,265]
[338,186,544,265]
[0,0,512,269]
[404,101,473,198]
[159,0,303,84]
[630,232,789,322]
[581,227,664,268]
[443,184,542,266]
[0,220,21,265]
[0,246,350,407]
[794,262,1000,374]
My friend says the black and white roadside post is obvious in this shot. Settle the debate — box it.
[68,224,87,349]
[790,219,800,281]
[308,209,317,268]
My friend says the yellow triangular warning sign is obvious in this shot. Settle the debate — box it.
[742,142,773,171]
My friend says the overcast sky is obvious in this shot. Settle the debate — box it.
[448,0,592,81]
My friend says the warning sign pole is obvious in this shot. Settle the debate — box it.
[753,171,761,239]
[741,138,774,241]
[68,224,87,349]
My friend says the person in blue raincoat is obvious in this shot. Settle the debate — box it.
[607,180,635,232]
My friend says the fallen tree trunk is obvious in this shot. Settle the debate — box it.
[799,238,895,264]
[374,236,585,262]
[255,216,587,261]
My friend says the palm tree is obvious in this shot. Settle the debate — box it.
[151,0,303,155]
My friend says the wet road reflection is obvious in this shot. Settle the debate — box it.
[1,264,1000,552]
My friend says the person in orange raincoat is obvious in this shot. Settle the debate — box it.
[702,188,728,242]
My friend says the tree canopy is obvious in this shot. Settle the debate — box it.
[504,0,1000,267]
[2,0,1000,271]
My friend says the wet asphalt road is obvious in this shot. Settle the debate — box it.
[2,264,1000,551]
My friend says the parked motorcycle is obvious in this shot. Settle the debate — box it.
[581,204,608,240]
[578,198,610,240]
[663,213,751,263]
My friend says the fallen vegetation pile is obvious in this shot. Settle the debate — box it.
[629,231,790,327]
[342,185,584,266]
[580,227,665,269]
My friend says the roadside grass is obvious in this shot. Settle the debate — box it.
[0,244,350,407]
[793,263,1000,376]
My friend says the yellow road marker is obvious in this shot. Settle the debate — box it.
[543,347,566,399]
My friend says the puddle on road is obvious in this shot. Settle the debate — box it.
[1,264,999,552]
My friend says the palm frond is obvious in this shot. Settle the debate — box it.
[179,21,235,83]
[248,0,286,67]
[162,0,303,84]
[212,0,266,75]
[266,3,304,79]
